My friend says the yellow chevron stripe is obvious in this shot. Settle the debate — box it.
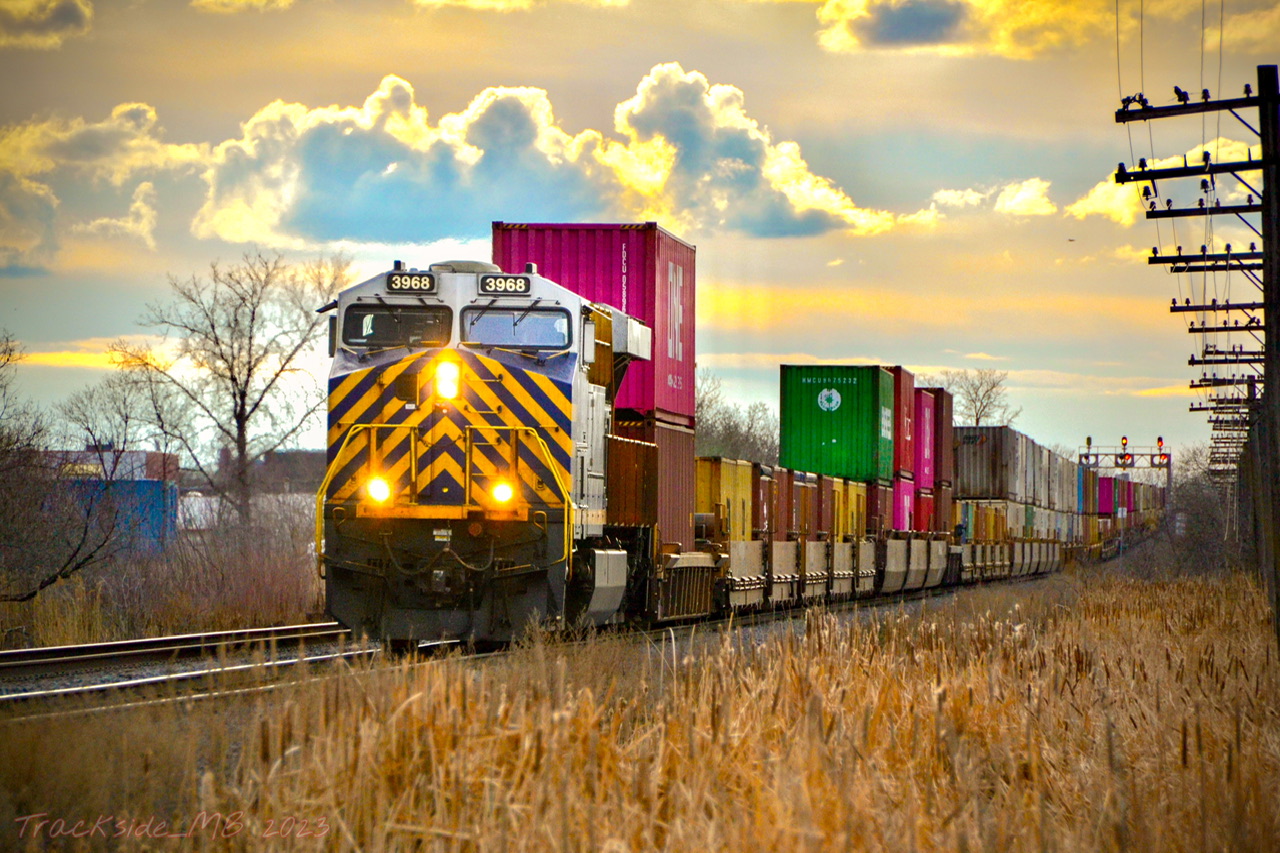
[477,359,571,458]
[326,355,424,447]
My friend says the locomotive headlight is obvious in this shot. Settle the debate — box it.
[492,481,515,504]
[367,476,392,504]
[435,360,460,399]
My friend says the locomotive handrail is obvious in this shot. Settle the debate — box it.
[463,424,573,571]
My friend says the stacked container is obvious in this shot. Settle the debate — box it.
[922,387,955,534]
[913,388,935,531]
[494,222,698,549]
[779,365,895,483]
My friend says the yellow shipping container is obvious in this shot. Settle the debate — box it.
[845,481,867,540]
[695,457,754,542]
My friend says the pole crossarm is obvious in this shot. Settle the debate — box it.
[1191,356,1266,366]
[1170,301,1265,312]
[1145,203,1262,219]
[1115,95,1260,123]
[1167,262,1263,273]
[1187,323,1264,333]
[1150,250,1263,264]
[1116,159,1269,182]
[1190,376,1265,388]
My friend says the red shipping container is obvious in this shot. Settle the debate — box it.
[889,366,915,480]
[752,464,774,539]
[492,222,696,421]
[913,389,935,491]
[893,476,914,531]
[613,417,695,550]
[865,482,893,537]
[933,483,954,535]
[914,488,934,533]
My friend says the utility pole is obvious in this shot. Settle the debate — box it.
[1113,65,1278,648]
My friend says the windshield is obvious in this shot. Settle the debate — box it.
[461,307,571,349]
[343,305,452,348]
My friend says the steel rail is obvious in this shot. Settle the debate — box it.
[0,622,349,680]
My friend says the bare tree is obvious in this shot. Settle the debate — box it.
[695,368,779,464]
[0,333,128,604]
[111,251,349,523]
[920,368,1021,427]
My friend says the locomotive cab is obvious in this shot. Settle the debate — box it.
[318,260,651,645]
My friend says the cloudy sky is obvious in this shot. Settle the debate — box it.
[1,0,1275,456]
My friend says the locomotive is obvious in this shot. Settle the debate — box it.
[319,257,718,645]
[317,226,1165,647]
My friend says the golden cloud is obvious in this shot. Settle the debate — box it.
[0,0,92,49]
[73,182,158,249]
[993,178,1056,216]
[1132,384,1197,398]
[0,102,206,185]
[191,0,294,10]
[409,0,628,8]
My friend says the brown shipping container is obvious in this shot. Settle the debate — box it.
[933,483,954,536]
[492,222,696,422]
[752,464,774,539]
[922,387,954,486]
[795,471,817,540]
[613,418,695,550]
[606,435,657,527]
[866,482,893,537]
[816,475,838,539]
[772,466,793,542]
[889,366,915,480]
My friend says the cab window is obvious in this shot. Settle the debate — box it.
[342,305,452,348]
[461,308,571,349]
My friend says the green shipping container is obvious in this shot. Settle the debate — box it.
[779,365,894,484]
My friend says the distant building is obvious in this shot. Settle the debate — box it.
[41,445,180,555]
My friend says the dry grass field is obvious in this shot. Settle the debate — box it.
[2,564,1277,851]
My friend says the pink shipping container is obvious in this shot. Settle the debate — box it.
[913,389,936,491]
[613,418,695,550]
[893,476,914,531]
[889,366,915,480]
[915,488,935,533]
[492,222,696,422]
[1099,477,1115,516]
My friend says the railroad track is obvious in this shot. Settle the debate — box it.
[1,569,1069,717]
[0,622,372,708]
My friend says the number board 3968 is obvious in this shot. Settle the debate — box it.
[385,272,436,293]
[478,275,532,295]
